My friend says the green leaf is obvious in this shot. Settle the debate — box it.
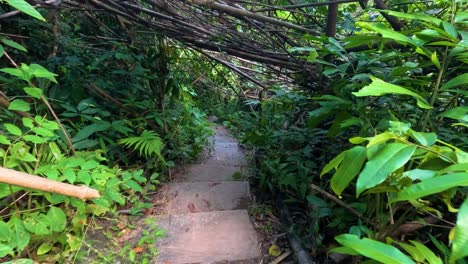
[81,160,99,170]
[22,118,34,129]
[438,106,468,122]
[29,64,57,83]
[379,10,443,25]
[397,242,425,262]
[442,21,458,39]
[47,206,67,232]
[5,0,45,21]
[410,131,437,147]
[23,213,51,235]
[118,130,164,160]
[0,221,11,242]
[8,216,30,251]
[353,77,432,109]
[431,52,441,70]
[36,242,53,255]
[328,246,360,255]
[358,23,419,47]
[8,99,30,112]
[0,135,11,145]
[393,173,468,202]
[335,234,415,264]
[403,169,437,181]
[330,146,367,196]
[77,171,91,185]
[367,132,396,147]
[357,143,417,196]
[105,188,125,205]
[450,198,468,263]
[23,87,43,99]
[0,67,28,80]
[72,121,111,143]
[4,123,22,136]
[123,179,143,192]
[438,163,468,175]
[0,245,14,258]
[32,127,55,137]
[410,240,442,264]
[1,38,27,52]
[23,135,46,144]
[321,151,346,177]
[63,168,76,183]
[0,45,4,57]
[442,73,468,90]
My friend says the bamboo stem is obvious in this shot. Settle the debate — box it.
[0,167,100,200]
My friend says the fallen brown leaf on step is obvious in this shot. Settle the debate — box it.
[133,246,144,253]
[117,221,126,230]
[202,198,211,208]
[117,226,142,243]
[187,202,198,213]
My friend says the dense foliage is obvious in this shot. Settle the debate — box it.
[216,1,467,263]
[0,0,467,263]
[0,3,212,263]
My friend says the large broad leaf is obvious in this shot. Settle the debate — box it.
[353,77,432,109]
[357,143,417,196]
[438,106,468,123]
[379,10,443,25]
[442,73,468,90]
[321,151,346,177]
[358,23,419,47]
[72,121,111,143]
[335,234,415,264]
[5,0,45,21]
[393,172,468,202]
[450,198,468,263]
[330,146,367,196]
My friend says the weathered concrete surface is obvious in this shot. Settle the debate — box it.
[162,181,250,214]
[177,164,245,182]
[154,123,261,263]
[155,210,260,264]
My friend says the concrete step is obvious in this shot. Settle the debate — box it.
[203,148,247,167]
[155,210,261,264]
[162,181,250,214]
[177,164,245,182]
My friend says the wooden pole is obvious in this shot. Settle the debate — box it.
[0,167,100,200]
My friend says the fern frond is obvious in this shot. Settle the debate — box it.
[118,130,165,161]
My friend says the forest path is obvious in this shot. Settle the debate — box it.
[153,121,261,263]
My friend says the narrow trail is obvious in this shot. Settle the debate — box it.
[153,123,261,263]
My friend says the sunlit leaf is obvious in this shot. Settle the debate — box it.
[330,146,367,196]
[8,99,30,112]
[23,87,43,99]
[450,198,468,263]
[357,143,417,196]
[393,173,468,202]
[1,38,27,52]
[335,234,415,264]
[5,0,45,21]
[353,77,432,109]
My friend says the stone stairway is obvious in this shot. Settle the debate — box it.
[154,125,261,264]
